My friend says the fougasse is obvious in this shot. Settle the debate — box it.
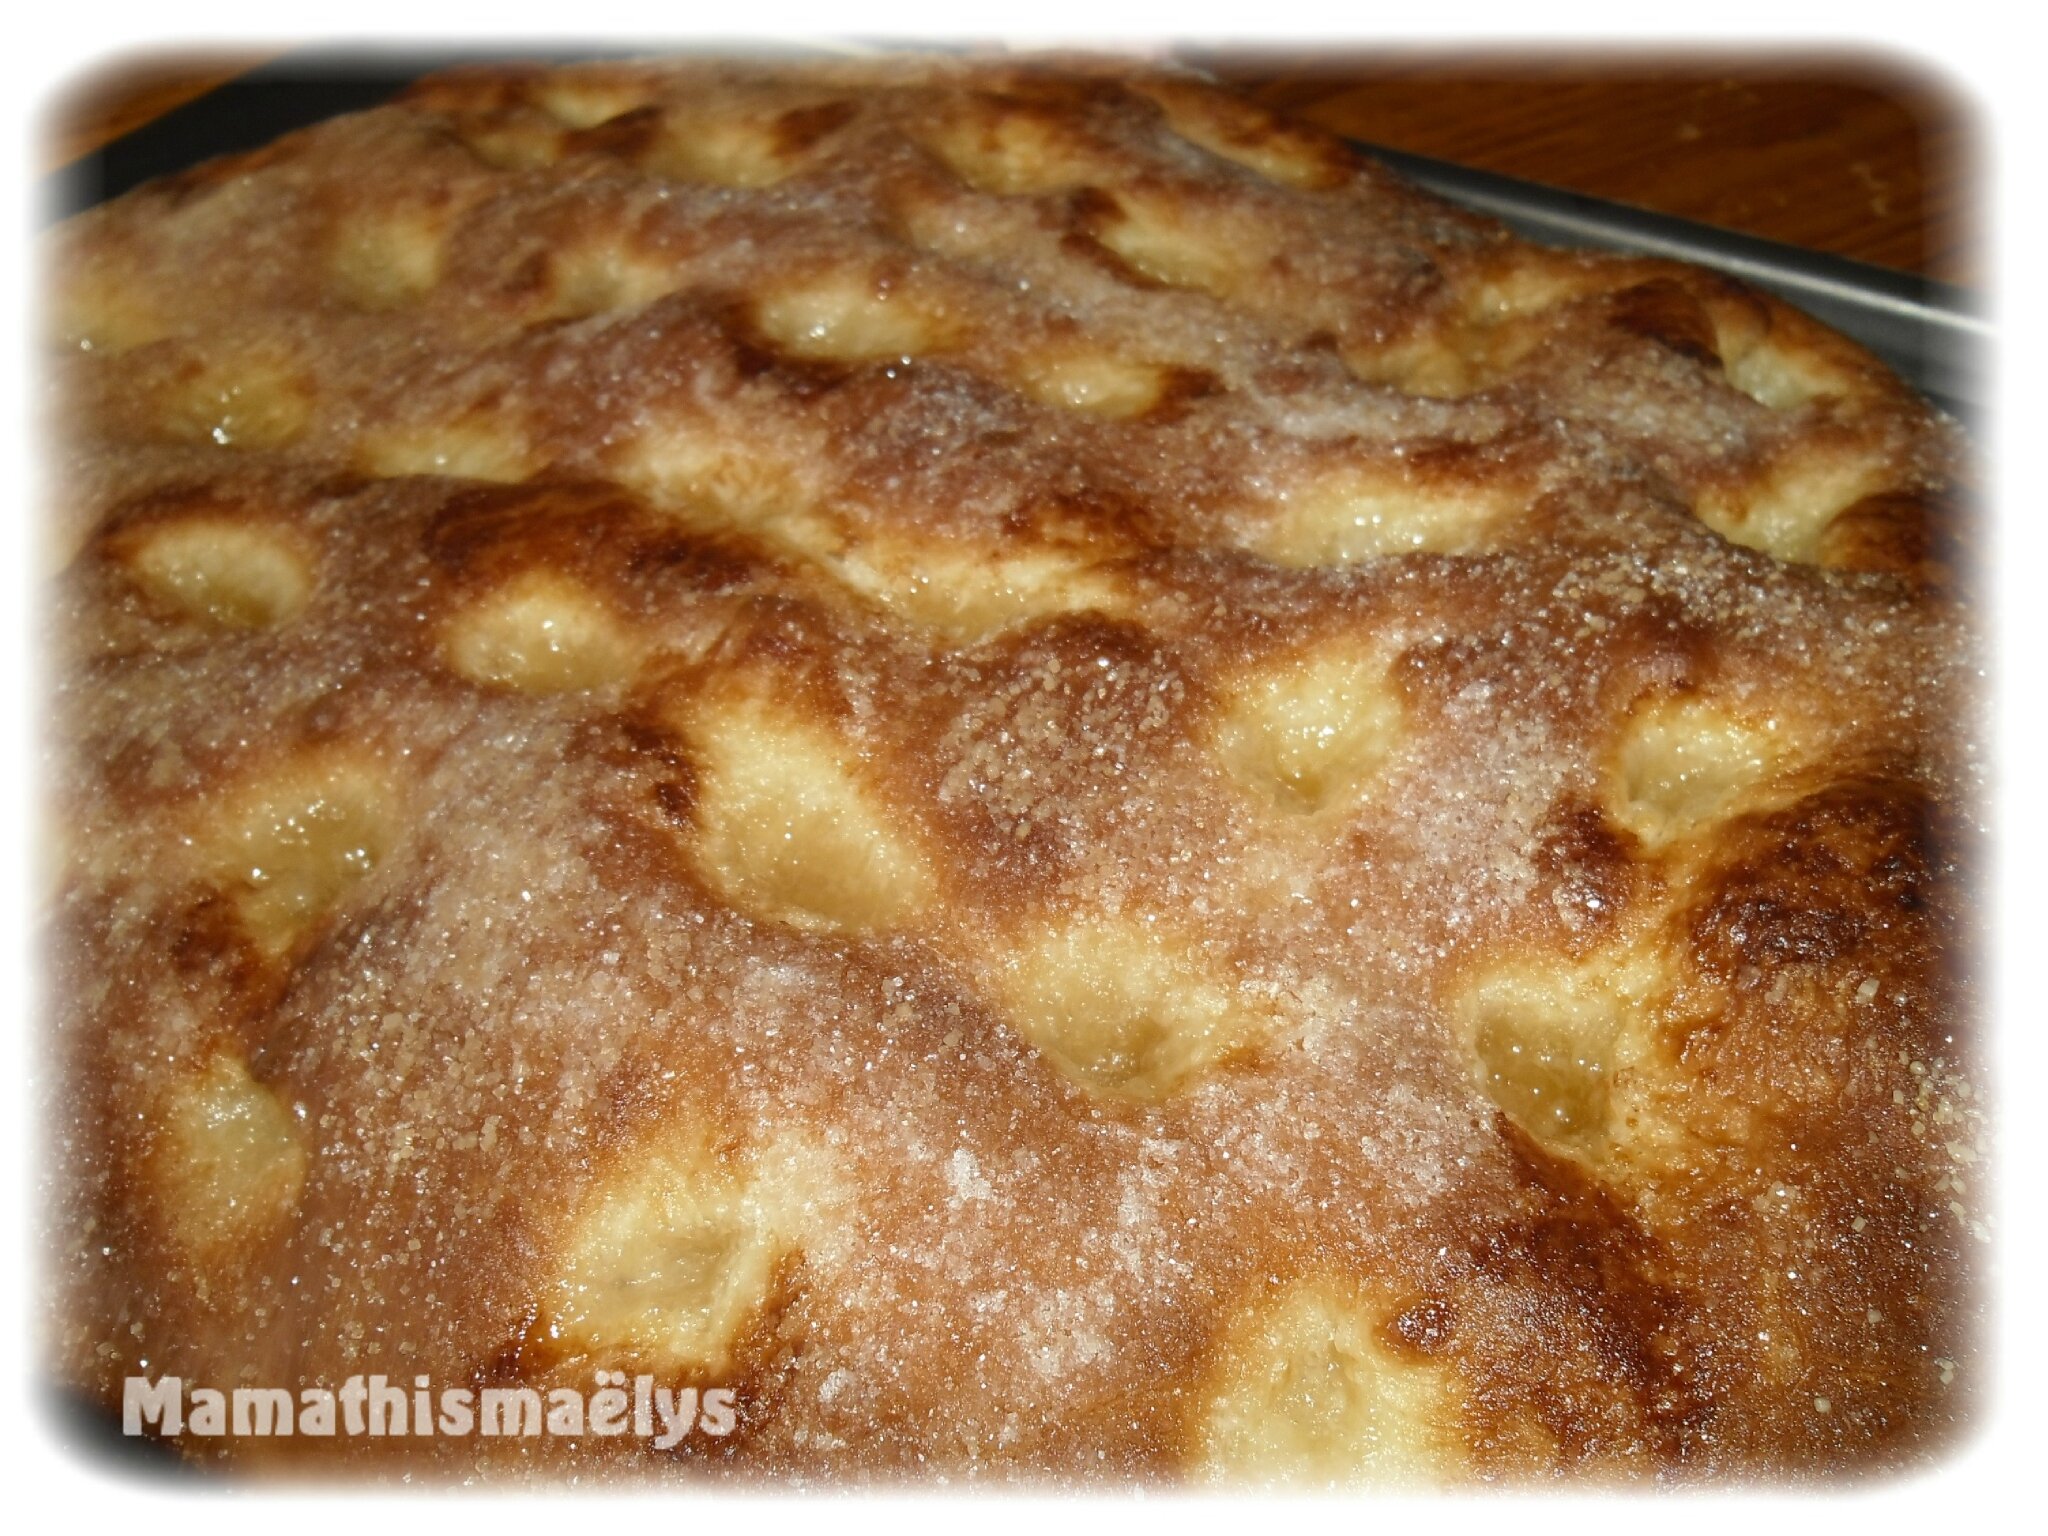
[42,55,1984,1483]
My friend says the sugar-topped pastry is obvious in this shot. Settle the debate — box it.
[43,56,1982,1481]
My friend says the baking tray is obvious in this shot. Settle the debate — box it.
[49,49,1986,419]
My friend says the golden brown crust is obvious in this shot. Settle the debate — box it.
[43,55,1983,1482]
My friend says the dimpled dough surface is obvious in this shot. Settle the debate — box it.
[43,55,1983,1482]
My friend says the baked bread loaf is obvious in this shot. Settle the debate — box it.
[43,55,1984,1482]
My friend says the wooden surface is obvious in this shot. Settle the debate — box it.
[43,50,274,171]
[46,48,1978,287]
[1197,51,1976,286]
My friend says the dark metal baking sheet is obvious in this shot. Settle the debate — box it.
[49,49,1984,413]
